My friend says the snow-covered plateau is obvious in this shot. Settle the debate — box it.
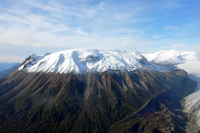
[18,49,168,74]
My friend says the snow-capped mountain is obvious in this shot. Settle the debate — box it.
[144,49,200,91]
[144,50,200,88]
[18,49,168,74]
[144,49,200,130]
[144,50,200,86]
[0,49,195,133]
[0,49,198,132]
[144,49,200,65]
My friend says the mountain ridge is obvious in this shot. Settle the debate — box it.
[144,49,200,65]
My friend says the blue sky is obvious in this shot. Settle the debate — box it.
[0,0,200,62]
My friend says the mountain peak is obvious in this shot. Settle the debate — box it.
[18,49,168,74]
[144,50,200,65]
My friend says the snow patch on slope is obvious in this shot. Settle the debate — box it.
[183,89,200,127]
[19,49,168,74]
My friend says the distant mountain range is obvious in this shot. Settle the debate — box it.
[0,49,200,132]
[0,63,20,72]
[0,63,20,78]
[144,50,200,64]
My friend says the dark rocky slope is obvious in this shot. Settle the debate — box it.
[0,69,196,133]
[109,79,195,133]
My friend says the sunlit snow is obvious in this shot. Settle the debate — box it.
[18,49,168,74]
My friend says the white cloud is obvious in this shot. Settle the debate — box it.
[0,55,24,62]
[0,0,199,62]
[170,43,186,48]
[0,0,156,48]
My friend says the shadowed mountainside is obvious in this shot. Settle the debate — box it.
[0,69,196,133]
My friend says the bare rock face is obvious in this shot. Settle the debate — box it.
[0,69,196,133]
